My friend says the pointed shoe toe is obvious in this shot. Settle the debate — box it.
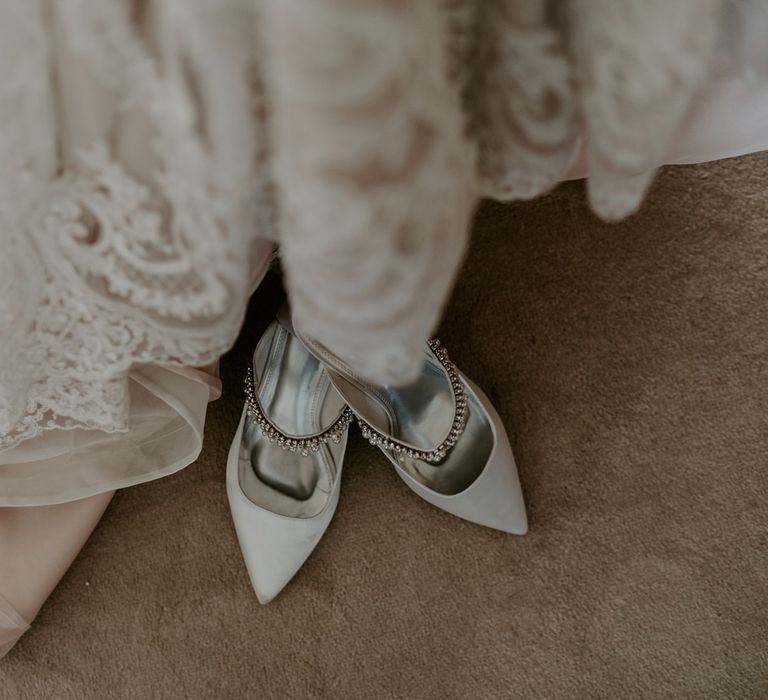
[226,314,351,602]
[393,377,528,535]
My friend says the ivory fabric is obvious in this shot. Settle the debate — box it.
[0,0,274,505]
[0,490,113,658]
[264,0,768,384]
[1,0,768,504]
[0,591,29,659]
[0,365,221,506]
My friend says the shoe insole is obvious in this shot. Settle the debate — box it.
[328,353,493,495]
[239,323,345,518]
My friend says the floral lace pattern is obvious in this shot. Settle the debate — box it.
[569,0,723,219]
[262,0,738,384]
[468,0,580,201]
[0,0,271,449]
[260,0,476,385]
[1,0,762,449]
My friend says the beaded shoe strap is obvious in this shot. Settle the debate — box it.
[357,339,469,463]
[245,366,354,457]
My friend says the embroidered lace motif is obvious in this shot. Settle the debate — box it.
[1,0,761,448]
[0,0,271,448]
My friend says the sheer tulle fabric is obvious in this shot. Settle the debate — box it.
[0,365,220,506]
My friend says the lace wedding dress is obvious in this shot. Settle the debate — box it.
[1,0,767,506]
[3,0,768,659]
[0,0,274,504]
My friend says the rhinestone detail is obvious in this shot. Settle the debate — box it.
[245,366,354,457]
[356,339,469,463]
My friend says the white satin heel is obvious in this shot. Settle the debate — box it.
[226,315,353,603]
[299,335,528,535]
[387,375,528,534]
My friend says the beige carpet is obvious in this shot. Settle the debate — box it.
[3,155,768,699]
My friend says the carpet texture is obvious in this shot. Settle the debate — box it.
[2,155,767,699]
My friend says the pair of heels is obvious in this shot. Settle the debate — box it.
[226,308,527,603]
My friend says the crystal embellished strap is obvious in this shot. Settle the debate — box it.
[358,339,469,463]
[244,366,354,456]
